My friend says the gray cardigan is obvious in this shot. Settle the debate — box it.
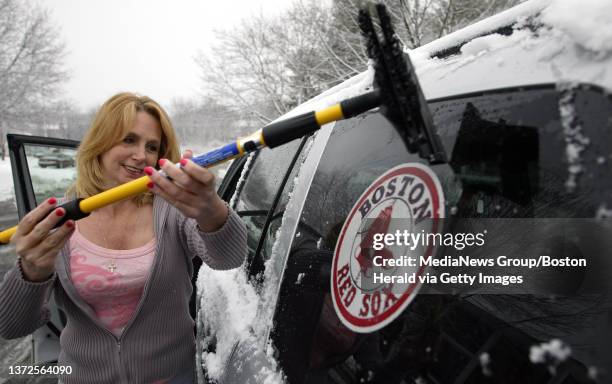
[0,197,247,383]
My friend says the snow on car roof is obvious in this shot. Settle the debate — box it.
[414,0,612,100]
[278,0,611,117]
[415,0,553,58]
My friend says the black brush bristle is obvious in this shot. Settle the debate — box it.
[358,3,447,164]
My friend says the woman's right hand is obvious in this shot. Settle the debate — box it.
[11,197,75,282]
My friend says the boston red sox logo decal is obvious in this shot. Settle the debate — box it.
[331,163,445,333]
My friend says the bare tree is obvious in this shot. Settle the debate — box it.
[0,0,68,159]
[170,97,250,145]
[196,12,296,125]
[196,0,351,125]
[36,100,92,141]
[196,0,522,126]
[295,0,367,88]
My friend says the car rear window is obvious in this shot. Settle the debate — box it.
[271,84,612,383]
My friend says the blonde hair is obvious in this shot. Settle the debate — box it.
[68,92,180,205]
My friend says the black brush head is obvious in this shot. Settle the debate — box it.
[358,3,447,164]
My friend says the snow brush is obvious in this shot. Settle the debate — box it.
[0,3,446,245]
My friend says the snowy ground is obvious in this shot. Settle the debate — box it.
[0,154,76,204]
[0,158,15,203]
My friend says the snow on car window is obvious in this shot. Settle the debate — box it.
[0,158,15,203]
[252,134,322,344]
[596,204,612,219]
[229,152,256,209]
[557,82,590,192]
[529,339,572,375]
[196,130,323,383]
[197,264,259,379]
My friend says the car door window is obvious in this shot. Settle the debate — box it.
[256,137,313,270]
[232,138,306,273]
[8,134,80,218]
[25,144,77,205]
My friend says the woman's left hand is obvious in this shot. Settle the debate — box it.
[144,150,228,232]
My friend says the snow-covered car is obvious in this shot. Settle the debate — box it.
[196,1,612,383]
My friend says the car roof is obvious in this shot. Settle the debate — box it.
[278,0,611,120]
[413,0,612,99]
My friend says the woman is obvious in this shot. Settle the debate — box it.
[0,93,247,383]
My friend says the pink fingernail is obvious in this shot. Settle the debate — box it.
[65,220,74,229]
[179,159,187,167]
[55,208,65,217]
[144,167,153,176]
[48,197,57,205]
[158,159,166,167]
[147,181,155,189]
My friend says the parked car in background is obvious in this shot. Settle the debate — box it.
[28,146,51,159]
[37,149,75,168]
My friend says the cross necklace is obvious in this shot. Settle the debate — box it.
[95,208,143,273]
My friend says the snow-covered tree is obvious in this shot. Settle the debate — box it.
[0,0,68,158]
[170,97,250,144]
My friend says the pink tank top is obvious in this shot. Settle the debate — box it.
[69,226,156,337]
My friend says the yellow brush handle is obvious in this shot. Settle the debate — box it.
[0,226,16,244]
[0,176,151,244]
[315,104,344,126]
[79,176,150,213]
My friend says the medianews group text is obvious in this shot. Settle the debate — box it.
[372,255,587,269]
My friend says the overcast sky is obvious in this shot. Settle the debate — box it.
[38,0,289,112]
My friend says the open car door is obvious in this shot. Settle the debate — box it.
[7,133,79,364]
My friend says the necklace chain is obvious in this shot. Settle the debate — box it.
[95,207,144,273]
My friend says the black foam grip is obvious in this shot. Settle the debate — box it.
[262,112,319,148]
[243,140,257,152]
[341,90,381,118]
[54,198,90,228]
